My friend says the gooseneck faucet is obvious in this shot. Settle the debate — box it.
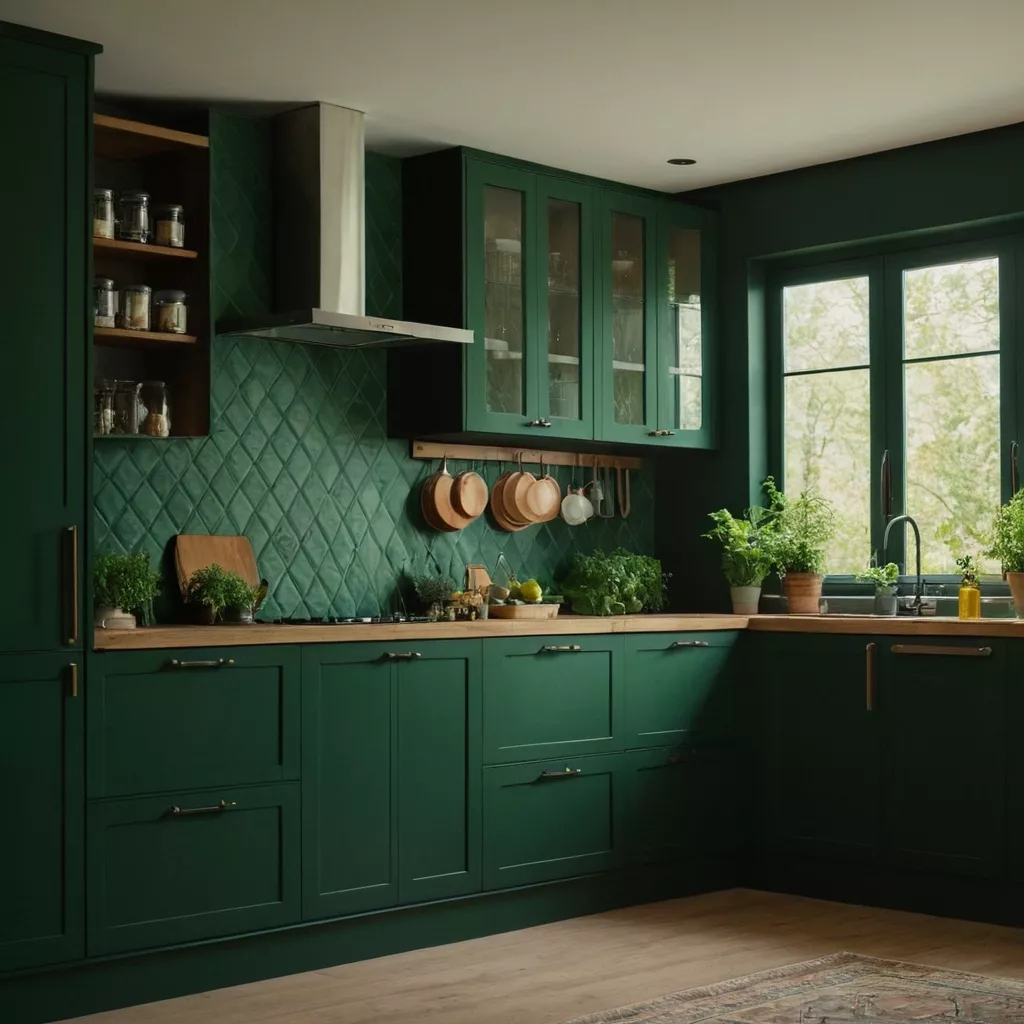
[882,514,923,613]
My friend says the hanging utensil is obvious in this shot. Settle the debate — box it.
[451,460,488,519]
[617,465,631,519]
[421,455,473,532]
[525,455,561,522]
[561,454,593,526]
[503,451,539,526]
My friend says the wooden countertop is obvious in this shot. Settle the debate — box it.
[93,614,748,651]
[747,614,1024,637]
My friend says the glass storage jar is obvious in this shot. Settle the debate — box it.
[118,190,151,243]
[118,283,151,331]
[94,382,115,436]
[94,277,116,328]
[140,380,171,437]
[152,289,187,334]
[94,188,114,239]
[154,204,184,248]
[113,380,141,435]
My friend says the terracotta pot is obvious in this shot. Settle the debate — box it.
[1007,572,1024,617]
[783,573,823,614]
[729,586,761,616]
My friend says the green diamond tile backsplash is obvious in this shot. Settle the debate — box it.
[93,113,655,620]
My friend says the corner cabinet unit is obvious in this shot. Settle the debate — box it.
[393,148,716,448]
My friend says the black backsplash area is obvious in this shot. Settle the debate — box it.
[93,112,656,620]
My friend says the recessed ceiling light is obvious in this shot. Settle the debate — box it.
[667,158,697,166]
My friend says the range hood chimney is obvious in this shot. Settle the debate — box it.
[218,103,472,349]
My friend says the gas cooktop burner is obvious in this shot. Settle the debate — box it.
[268,615,436,626]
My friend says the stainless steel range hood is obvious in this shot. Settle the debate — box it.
[218,103,472,349]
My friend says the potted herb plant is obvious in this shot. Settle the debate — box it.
[956,555,981,620]
[855,562,900,616]
[94,551,161,629]
[761,476,836,615]
[987,490,1024,616]
[702,505,772,615]
[185,564,260,624]
[414,572,457,619]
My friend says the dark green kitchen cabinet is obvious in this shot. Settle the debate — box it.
[87,646,300,797]
[482,635,623,764]
[302,640,481,920]
[0,653,83,972]
[878,639,1004,878]
[623,632,736,748]
[87,782,300,955]
[394,147,715,448]
[0,25,95,654]
[1004,642,1024,882]
[759,635,880,861]
[483,752,623,889]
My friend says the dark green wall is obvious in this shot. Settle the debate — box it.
[658,121,1024,610]
[93,113,655,619]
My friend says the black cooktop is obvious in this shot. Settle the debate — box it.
[267,615,436,626]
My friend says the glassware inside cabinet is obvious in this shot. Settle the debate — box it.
[483,186,524,415]
[546,199,581,422]
[667,226,702,431]
[611,212,646,425]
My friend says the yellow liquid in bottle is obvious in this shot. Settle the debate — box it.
[958,584,981,620]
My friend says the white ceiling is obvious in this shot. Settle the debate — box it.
[5,0,1024,191]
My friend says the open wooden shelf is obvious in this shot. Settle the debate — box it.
[94,114,209,160]
[94,327,198,347]
[94,237,198,260]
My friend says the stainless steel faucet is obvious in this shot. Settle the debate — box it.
[882,514,923,613]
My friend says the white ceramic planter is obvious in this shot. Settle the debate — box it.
[874,586,898,616]
[730,586,761,615]
[95,606,136,629]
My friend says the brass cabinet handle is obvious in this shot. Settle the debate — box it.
[384,652,422,660]
[541,644,582,653]
[168,658,235,669]
[670,640,709,649]
[865,642,877,712]
[167,799,238,817]
[647,429,676,437]
[69,662,79,699]
[525,419,552,427]
[890,644,992,658]
[539,767,582,779]
[67,525,79,646]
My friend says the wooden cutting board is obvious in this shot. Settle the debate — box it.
[175,535,260,595]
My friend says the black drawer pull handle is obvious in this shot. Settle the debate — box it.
[167,799,237,817]
[539,767,582,779]
[670,640,709,649]
[647,429,676,437]
[525,419,553,427]
[169,658,235,669]
[541,644,582,653]
[890,644,992,658]
[384,651,422,660]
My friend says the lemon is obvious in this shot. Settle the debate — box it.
[520,579,542,603]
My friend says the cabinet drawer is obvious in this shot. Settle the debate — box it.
[623,745,738,866]
[483,753,623,889]
[87,783,300,955]
[88,647,300,797]
[483,636,623,763]
[624,633,736,749]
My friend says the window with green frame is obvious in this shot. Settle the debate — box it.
[770,237,1018,578]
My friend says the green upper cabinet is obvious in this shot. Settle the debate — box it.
[394,148,715,447]
[0,653,83,973]
[0,26,95,653]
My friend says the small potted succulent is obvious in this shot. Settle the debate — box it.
[702,505,773,615]
[855,562,900,616]
[185,564,261,624]
[94,551,161,629]
[761,476,836,615]
[987,490,1024,617]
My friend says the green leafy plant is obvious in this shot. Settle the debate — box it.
[185,564,259,618]
[987,491,1024,573]
[93,551,160,621]
[855,562,900,591]
[956,554,980,586]
[560,549,669,616]
[413,572,456,608]
[761,476,836,575]
[702,506,773,587]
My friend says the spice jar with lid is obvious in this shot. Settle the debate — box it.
[154,204,185,248]
[94,189,114,239]
[94,382,115,436]
[94,277,116,328]
[118,283,151,331]
[113,380,142,435]
[140,380,171,437]
[153,290,187,334]
[118,190,151,243]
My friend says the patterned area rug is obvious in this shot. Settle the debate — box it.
[561,952,1024,1023]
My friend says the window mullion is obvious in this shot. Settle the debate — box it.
[873,256,901,571]
[1004,237,1021,501]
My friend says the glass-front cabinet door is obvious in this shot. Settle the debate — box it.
[535,177,594,439]
[597,193,659,443]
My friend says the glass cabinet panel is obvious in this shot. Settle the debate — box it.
[545,198,582,422]
[483,185,525,415]
[611,212,647,425]
[667,225,702,431]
